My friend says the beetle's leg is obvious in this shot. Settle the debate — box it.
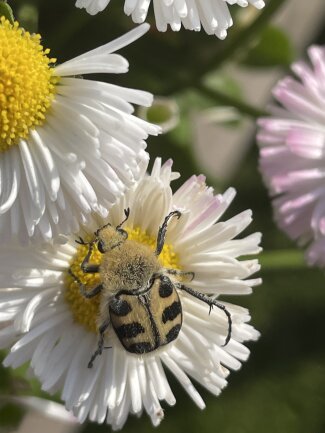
[68,269,103,299]
[116,208,130,229]
[155,211,182,256]
[75,236,90,246]
[165,269,195,282]
[88,319,110,368]
[75,237,99,273]
[177,284,232,346]
[79,240,100,274]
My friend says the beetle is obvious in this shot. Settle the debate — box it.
[69,209,232,368]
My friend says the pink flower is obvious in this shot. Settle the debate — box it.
[258,45,325,267]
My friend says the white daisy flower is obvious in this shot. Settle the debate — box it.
[0,18,159,244]
[75,0,265,39]
[0,158,261,429]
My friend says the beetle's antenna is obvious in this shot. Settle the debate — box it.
[116,208,130,229]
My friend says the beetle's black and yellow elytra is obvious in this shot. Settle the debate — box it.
[69,209,232,368]
[109,274,182,354]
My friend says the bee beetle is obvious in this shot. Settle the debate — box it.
[69,209,232,368]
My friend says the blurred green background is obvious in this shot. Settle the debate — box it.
[1,0,325,432]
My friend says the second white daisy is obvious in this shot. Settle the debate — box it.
[0,158,261,429]
[75,0,265,39]
[0,18,159,244]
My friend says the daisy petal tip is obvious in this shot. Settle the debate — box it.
[255,0,265,9]
[197,174,206,183]
[256,231,263,243]
[224,187,237,203]
[2,357,11,368]
[132,22,151,39]
[163,158,174,169]
[218,30,228,40]
[250,329,261,342]
[140,22,150,32]
[253,277,263,287]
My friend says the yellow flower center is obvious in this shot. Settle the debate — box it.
[0,17,57,152]
[65,227,181,333]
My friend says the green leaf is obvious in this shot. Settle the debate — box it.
[0,1,14,24]
[242,25,295,68]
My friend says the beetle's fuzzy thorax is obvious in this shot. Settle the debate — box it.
[99,240,160,293]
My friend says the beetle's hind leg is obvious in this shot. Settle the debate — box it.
[68,269,103,299]
[177,284,232,346]
[88,319,110,368]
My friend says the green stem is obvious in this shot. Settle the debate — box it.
[260,249,306,270]
[197,82,268,118]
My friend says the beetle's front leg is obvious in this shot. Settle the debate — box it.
[68,269,103,299]
[77,239,100,274]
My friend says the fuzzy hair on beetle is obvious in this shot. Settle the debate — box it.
[69,208,232,368]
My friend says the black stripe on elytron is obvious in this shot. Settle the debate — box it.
[166,324,182,343]
[115,322,145,339]
[127,342,153,354]
[162,301,182,324]
[158,278,173,298]
[109,299,132,316]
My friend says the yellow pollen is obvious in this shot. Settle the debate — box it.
[0,17,58,152]
[65,226,181,333]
